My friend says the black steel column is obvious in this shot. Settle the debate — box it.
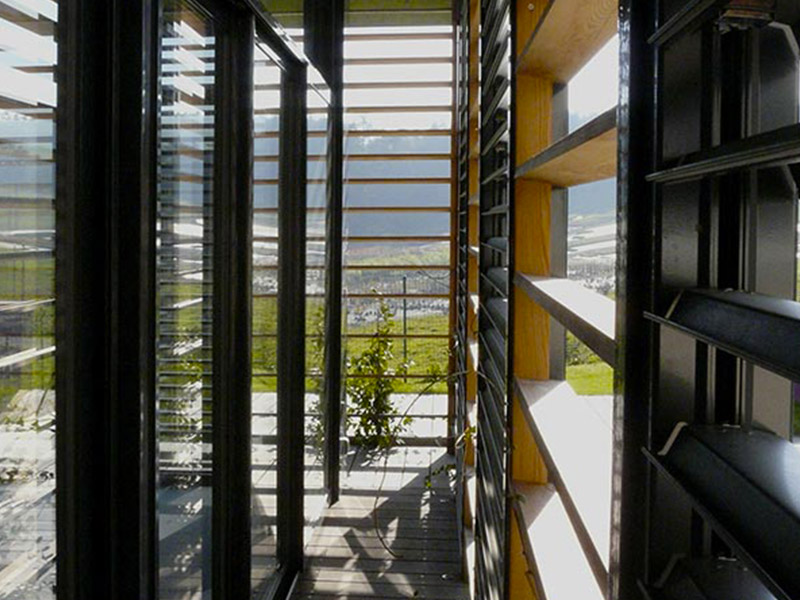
[212,7,255,600]
[108,0,158,597]
[277,64,309,577]
[56,1,157,598]
[323,0,345,505]
[612,1,657,598]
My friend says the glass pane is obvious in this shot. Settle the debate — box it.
[343,183,450,208]
[157,3,215,598]
[251,39,280,598]
[345,134,451,155]
[0,1,58,596]
[305,80,329,549]
[343,211,450,237]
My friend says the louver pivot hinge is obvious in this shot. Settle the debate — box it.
[718,0,777,31]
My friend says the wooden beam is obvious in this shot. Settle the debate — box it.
[516,108,618,187]
[512,483,606,600]
[516,0,617,83]
[513,74,553,382]
[515,379,613,574]
[515,274,616,367]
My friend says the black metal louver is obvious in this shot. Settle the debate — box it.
[475,1,512,599]
[455,0,472,563]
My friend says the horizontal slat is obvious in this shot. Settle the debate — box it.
[647,0,720,48]
[516,0,617,82]
[344,57,454,66]
[344,128,451,137]
[0,345,55,369]
[645,289,800,382]
[485,267,508,295]
[253,205,451,213]
[343,153,452,161]
[484,297,508,336]
[512,482,606,600]
[515,274,616,366]
[253,235,449,243]
[482,237,507,253]
[645,424,800,600]
[514,379,612,576]
[343,81,453,90]
[643,556,777,600]
[516,107,617,186]
[648,123,800,184]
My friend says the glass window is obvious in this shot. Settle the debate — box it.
[0,0,58,596]
[156,3,215,597]
[251,38,280,597]
[304,74,329,550]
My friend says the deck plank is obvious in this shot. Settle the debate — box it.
[292,446,469,599]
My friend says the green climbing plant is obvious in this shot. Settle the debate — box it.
[345,296,411,450]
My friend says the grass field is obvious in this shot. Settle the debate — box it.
[567,362,613,396]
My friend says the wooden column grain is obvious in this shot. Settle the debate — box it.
[509,22,554,599]
[509,510,539,600]
[513,74,552,383]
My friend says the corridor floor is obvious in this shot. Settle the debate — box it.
[292,445,470,599]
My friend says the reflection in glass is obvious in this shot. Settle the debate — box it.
[0,1,57,597]
[251,39,280,598]
[305,76,330,549]
[157,3,215,598]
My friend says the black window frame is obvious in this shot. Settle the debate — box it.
[53,1,343,599]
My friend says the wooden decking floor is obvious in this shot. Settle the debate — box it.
[292,446,469,600]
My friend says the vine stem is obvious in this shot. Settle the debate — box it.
[369,335,508,558]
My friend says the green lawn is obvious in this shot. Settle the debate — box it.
[566,361,613,396]
[344,312,450,393]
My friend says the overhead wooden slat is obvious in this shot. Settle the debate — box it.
[257,153,451,162]
[516,107,617,187]
[345,57,454,65]
[344,128,452,137]
[515,274,616,367]
[514,378,613,575]
[253,264,450,271]
[255,205,451,212]
[343,81,454,90]
[256,105,451,116]
[256,177,451,185]
[255,235,450,243]
[516,0,618,83]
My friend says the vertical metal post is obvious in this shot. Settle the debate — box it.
[323,0,345,505]
[403,275,408,379]
[212,7,254,600]
[277,63,308,577]
[612,0,657,598]
[56,1,157,598]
